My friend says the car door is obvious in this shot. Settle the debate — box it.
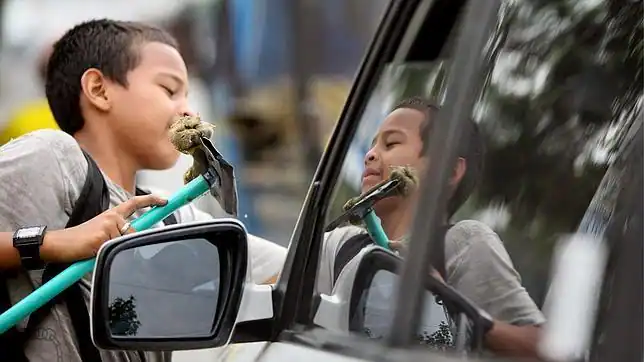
[250,0,642,359]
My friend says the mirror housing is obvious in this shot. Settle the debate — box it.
[315,245,493,353]
[91,219,248,351]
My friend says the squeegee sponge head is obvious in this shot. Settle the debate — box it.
[342,196,361,213]
[169,115,215,154]
[169,115,216,184]
[342,165,419,215]
[388,165,419,197]
[339,166,419,227]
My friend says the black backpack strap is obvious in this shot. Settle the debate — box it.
[0,269,28,362]
[10,150,108,362]
[57,151,107,362]
[332,225,454,285]
[41,150,107,362]
[333,233,373,284]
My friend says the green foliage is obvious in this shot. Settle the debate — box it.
[416,321,454,351]
[108,295,141,336]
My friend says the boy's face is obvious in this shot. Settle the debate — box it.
[362,107,428,194]
[106,41,191,170]
[363,106,468,218]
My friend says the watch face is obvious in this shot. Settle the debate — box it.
[16,226,42,239]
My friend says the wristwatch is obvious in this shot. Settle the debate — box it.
[13,226,47,270]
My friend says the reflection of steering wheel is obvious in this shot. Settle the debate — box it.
[351,274,454,349]
[347,249,491,354]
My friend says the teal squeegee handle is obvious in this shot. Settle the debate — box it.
[363,209,390,250]
[0,174,211,334]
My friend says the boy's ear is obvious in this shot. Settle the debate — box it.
[450,157,467,187]
[80,68,111,112]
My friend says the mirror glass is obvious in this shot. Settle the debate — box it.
[107,238,221,338]
[352,269,478,351]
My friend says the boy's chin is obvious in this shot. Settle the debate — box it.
[373,196,403,216]
[142,150,181,170]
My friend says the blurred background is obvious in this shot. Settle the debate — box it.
[0,0,389,243]
[0,0,641,316]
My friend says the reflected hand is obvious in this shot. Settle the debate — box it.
[388,240,407,256]
[388,240,445,283]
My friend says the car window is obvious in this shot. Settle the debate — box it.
[316,0,641,357]
[353,269,453,346]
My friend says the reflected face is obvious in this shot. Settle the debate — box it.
[362,108,428,194]
[107,42,191,170]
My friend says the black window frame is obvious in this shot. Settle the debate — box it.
[271,0,427,341]
[270,0,502,353]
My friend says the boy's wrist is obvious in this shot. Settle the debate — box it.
[40,230,63,262]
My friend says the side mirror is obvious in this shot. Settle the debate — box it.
[315,246,493,354]
[91,219,248,351]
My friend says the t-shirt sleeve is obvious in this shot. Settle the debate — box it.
[175,204,287,284]
[445,220,546,326]
[245,234,287,283]
[0,130,87,230]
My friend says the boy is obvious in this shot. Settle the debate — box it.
[319,97,544,357]
[0,19,286,362]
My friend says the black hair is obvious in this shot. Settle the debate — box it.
[45,19,178,135]
[393,96,486,217]
[37,49,50,84]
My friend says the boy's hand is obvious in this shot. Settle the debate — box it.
[41,195,167,263]
[388,240,407,256]
[388,240,444,282]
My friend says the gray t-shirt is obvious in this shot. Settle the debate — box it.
[0,130,286,362]
[317,221,545,326]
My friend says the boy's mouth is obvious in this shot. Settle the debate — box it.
[361,168,382,190]
[362,168,380,179]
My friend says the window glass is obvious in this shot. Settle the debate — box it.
[316,0,641,357]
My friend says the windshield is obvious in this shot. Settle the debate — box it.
[313,0,641,359]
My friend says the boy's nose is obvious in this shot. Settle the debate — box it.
[177,98,196,118]
[364,148,379,165]
[179,109,197,117]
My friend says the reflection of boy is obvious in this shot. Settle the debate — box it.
[318,97,544,357]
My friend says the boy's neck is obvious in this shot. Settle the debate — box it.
[377,199,450,241]
[377,200,415,241]
[74,130,138,194]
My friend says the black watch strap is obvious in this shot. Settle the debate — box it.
[13,226,47,270]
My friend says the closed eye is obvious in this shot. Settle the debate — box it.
[161,85,176,96]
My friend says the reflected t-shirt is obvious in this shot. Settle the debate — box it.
[317,222,545,326]
[355,269,455,349]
